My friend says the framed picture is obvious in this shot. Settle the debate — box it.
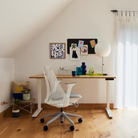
[81,45,88,55]
[50,43,66,59]
[70,45,80,60]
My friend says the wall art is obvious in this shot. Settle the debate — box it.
[50,43,66,59]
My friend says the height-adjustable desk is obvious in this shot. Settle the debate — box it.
[29,74,116,118]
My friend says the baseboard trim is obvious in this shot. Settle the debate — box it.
[0,103,115,120]
[0,106,12,121]
[40,103,114,110]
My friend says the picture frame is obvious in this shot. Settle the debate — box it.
[81,45,88,55]
[50,43,66,59]
[70,46,80,60]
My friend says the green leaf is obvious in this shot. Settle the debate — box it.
[14,99,20,105]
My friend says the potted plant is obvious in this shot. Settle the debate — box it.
[12,99,20,117]
[20,85,31,101]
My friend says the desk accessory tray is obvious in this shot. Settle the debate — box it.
[58,70,71,76]
[86,73,103,76]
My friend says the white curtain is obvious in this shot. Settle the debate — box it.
[115,11,138,109]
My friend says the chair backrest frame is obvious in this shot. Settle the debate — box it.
[43,66,51,103]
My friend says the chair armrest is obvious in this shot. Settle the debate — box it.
[65,82,77,97]
[58,79,63,82]
[65,82,77,85]
[62,82,78,106]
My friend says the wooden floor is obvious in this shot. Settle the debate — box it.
[0,109,138,138]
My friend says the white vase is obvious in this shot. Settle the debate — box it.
[23,93,30,101]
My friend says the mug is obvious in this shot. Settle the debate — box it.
[72,71,76,76]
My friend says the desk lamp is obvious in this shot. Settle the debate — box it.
[95,41,111,75]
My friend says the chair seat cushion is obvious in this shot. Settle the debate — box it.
[69,93,82,99]
[50,92,63,101]
[50,92,82,101]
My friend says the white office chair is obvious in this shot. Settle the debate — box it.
[40,65,82,131]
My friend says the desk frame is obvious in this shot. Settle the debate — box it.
[29,75,115,118]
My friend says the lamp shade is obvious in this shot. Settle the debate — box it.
[95,41,111,57]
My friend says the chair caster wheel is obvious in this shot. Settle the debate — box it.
[78,118,82,123]
[70,126,74,131]
[40,118,44,123]
[43,126,48,131]
[61,121,63,123]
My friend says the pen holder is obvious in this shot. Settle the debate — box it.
[72,71,76,76]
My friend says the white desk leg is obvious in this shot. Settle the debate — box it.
[105,80,113,118]
[32,79,43,117]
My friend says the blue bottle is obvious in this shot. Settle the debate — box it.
[81,62,87,75]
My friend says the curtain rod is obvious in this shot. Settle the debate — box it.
[111,10,138,13]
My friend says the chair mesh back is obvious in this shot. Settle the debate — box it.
[43,66,64,103]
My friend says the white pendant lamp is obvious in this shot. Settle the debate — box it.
[95,41,111,75]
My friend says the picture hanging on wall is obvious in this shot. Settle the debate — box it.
[90,40,96,48]
[70,43,80,60]
[81,45,88,55]
[78,40,84,48]
[50,43,66,59]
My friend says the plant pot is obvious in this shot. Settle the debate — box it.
[13,93,23,100]
[23,93,30,101]
[12,109,20,117]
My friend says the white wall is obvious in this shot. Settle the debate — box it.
[0,58,15,113]
[0,0,72,57]
[15,0,138,105]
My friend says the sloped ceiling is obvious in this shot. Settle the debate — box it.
[0,0,73,58]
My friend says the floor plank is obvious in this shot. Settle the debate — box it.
[0,109,138,138]
[0,111,28,138]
